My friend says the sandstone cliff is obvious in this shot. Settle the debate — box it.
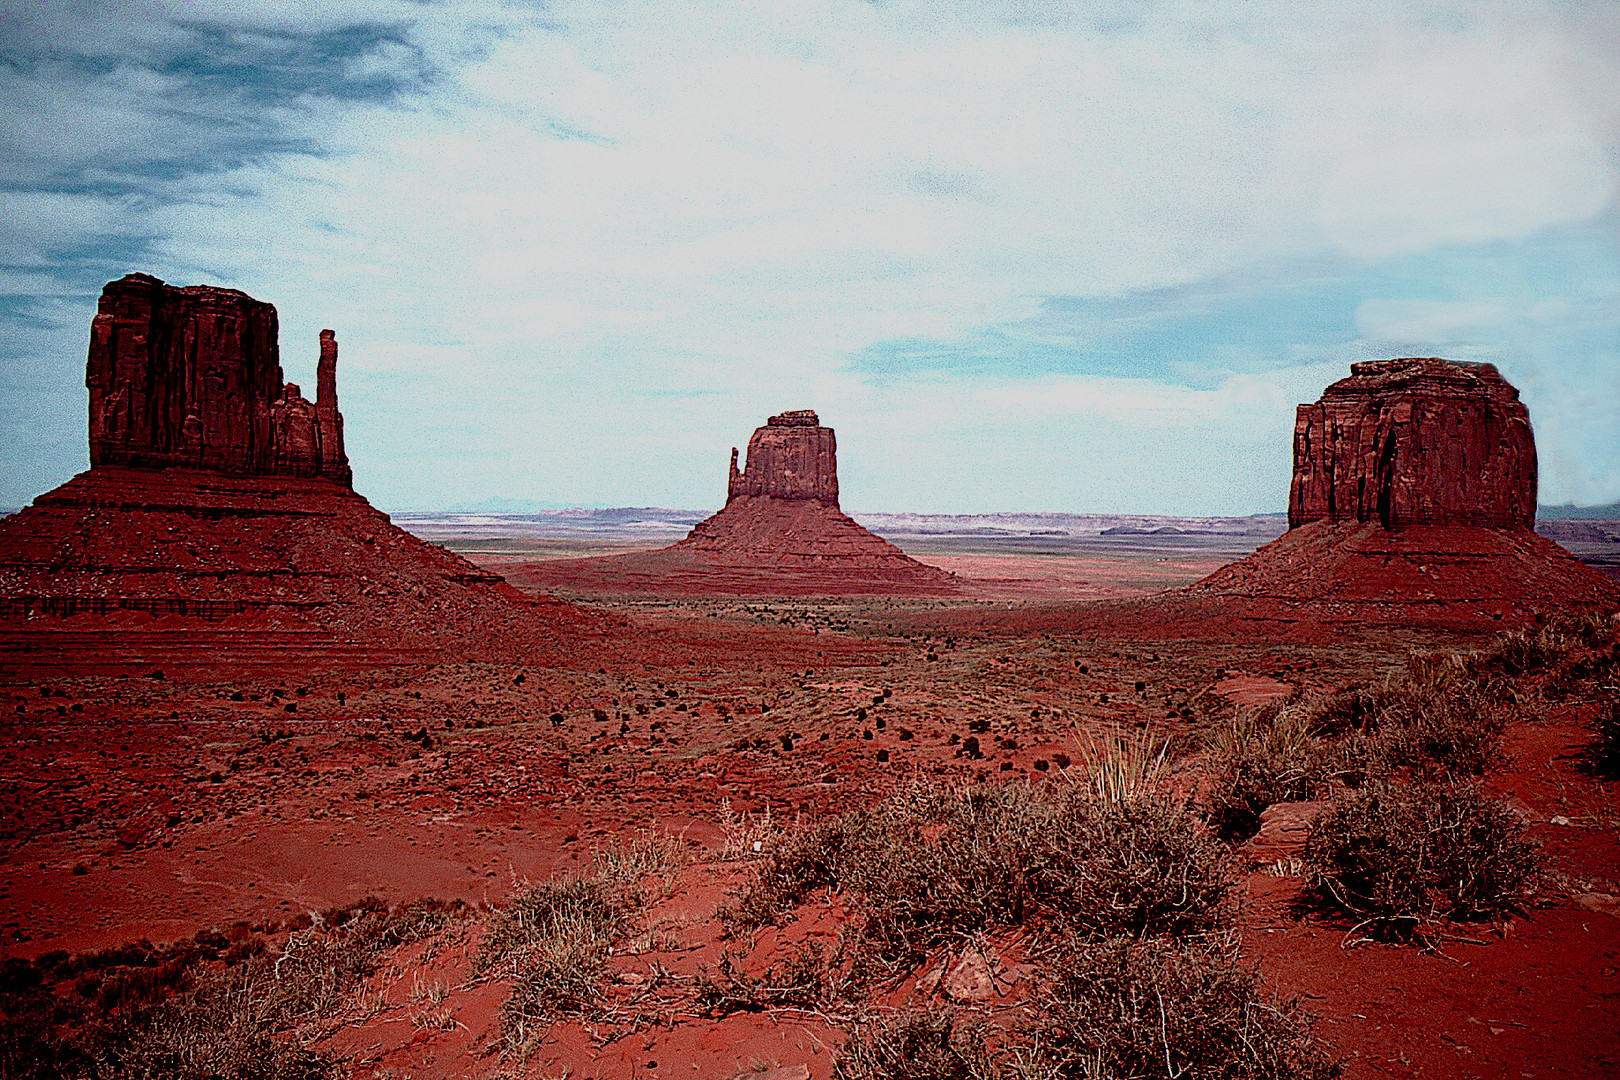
[1288,358,1535,531]
[87,273,349,484]
[727,410,839,505]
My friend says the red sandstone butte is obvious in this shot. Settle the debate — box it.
[727,409,838,504]
[0,275,588,676]
[1288,358,1536,530]
[1085,358,1619,637]
[87,273,350,485]
[503,411,959,597]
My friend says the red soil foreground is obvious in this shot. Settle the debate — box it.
[2,582,1618,1079]
[3,508,1620,1080]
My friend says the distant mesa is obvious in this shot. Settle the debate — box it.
[1287,358,1536,531]
[1092,358,1618,636]
[503,410,960,597]
[0,273,585,676]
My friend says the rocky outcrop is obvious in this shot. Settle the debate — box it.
[727,410,839,505]
[1,273,588,675]
[1288,358,1535,531]
[86,273,349,485]
[511,409,957,597]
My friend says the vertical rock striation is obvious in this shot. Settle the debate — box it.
[86,273,349,485]
[1287,358,1535,531]
[727,410,839,505]
[1118,356,1618,634]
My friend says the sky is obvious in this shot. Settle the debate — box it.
[3,0,1618,515]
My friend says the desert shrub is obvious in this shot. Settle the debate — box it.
[1586,688,1620,779]
[0,898,459,1080]
[728,782,1232,968]
[723,813,872,929]
[1037,796,1233,940]
[481,833,686,1055]
[1072,733,1169,802]
[1031,935,1337,1080]
[695,942,832,1017]
[1467,613,1611,680]
[1378,682,1508,778]
[478,877,632,1051]
[1303,780,1539,938]
[1204,704,1333,841]
[834,1011,998,1080]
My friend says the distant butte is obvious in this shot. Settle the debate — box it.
[1288,357,1536,531]
[0,274,588,676]
[1084,358,1619,637]
[505,410,959,597]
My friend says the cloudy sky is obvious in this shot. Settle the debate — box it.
[3,0,1618,514]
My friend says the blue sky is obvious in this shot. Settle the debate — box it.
[3,0,1618,514]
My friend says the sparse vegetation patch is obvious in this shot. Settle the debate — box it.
[728,780,1232,972]
[1302,780,1540,939]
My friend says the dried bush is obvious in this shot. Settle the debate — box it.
[834,1011,999,1080]
[1303,780,1540,938]
[1071,733,1168,803]
[1587,688,1620,779]
[1377,681,1509,778]
[0,898,459,1080]
[1031,935,1337,1080]
[695,942,832,1017]
[482,831,687,1055]
[727,783,1232,969]
[1204,703,1333,841]
[1466,613,1611,680]
[477,877,633,1052]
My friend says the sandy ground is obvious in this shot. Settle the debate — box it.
[2,543,1617,1079]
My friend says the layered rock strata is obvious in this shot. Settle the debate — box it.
[1,275,585,675]
[1288,358,1535,530]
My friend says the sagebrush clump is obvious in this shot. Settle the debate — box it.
[0,898,460,1080]
[1204,701,1334,841]
[728,781,1232,968]
[1032,935,1339,1080]
[833,1011,997,1080]
[1302,780,1540,938]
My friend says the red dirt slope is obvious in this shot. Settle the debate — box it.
[509,495,960,597]
[1067,521,1620,639]
[0,466,597,677]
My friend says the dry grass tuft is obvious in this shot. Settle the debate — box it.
[1302,780,1541,940]
[1071,732,1169,803]
[1204,701,1333,841]
[0,898,461,1080]
[834,1011,999,1080]
[726,781,1232,973]
[1031,935,1338,1080]
[1585,686,1620,779]
[480,828,687,1056]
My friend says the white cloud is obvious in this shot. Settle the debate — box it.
[2,0,1618,510]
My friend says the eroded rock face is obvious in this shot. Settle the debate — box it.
[1288,358,1536,531]
[86,273,349,485]
[727,409,838,506]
